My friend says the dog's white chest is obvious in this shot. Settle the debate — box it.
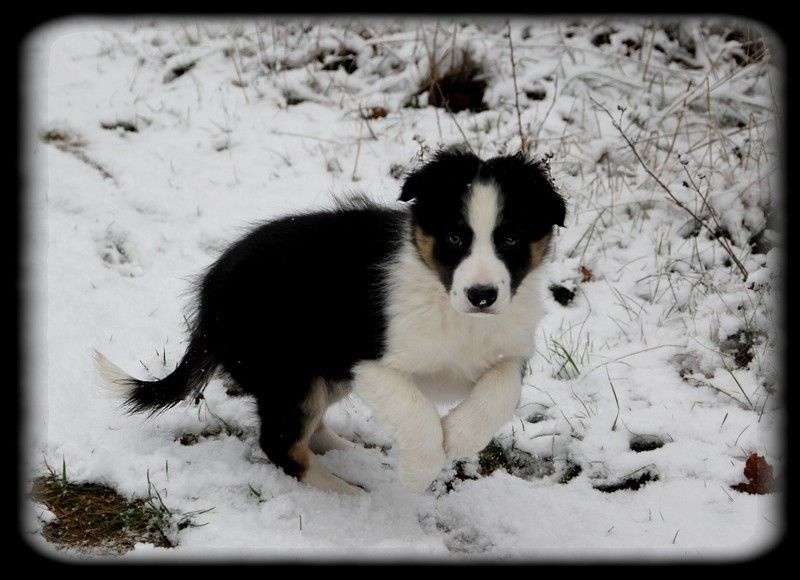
[385,310,521,379]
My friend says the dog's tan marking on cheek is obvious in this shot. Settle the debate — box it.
[528,233,552,272]
[414,226,438,272]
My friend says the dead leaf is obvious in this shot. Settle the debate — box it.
[580,265,594,283]
[731,453,776,494]
[363,106,388,120]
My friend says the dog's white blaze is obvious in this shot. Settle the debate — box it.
[450,182,511,314]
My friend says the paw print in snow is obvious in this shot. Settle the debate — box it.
[96,227,143,277]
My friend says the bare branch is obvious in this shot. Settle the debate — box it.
[591,96,749,281]
[507,21,528,154]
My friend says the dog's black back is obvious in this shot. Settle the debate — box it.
[199,202,405,383]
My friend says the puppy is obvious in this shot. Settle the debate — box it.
[95,147,566,494]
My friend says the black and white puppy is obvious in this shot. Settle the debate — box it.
[95,147,566,494]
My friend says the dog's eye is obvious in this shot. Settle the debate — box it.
[446,233,463,247]
[502,235,519,249]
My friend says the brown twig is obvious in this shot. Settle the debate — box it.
[679,165,749,280]
[656,79,693,177]
[231,40,250,104]
[433,82,476,155]
[507,21,528,154]
[532,76,558,149]
[351,120,363,182]
[641,22,657,82]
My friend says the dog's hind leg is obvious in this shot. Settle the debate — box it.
[255,376,362,495]
[293,445,363,494]
[310,422,359,454]
[308,378,360,454]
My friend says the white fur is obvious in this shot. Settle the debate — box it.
[442,357,523,459]
[450,182,511,315]
[309,423,359,454]
[92,349,137,400]
[301,453,363,495]
[351,361,445,491]
[353,227,546,490]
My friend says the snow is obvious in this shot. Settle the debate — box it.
[23,17,783,561]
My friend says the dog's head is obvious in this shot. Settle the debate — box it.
[400,147,565,316]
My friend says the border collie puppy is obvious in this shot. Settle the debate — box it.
[95,147,565,495]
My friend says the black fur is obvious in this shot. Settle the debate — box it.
[120,334,216,417]
[198,203,404,382]
[112,148,564,482]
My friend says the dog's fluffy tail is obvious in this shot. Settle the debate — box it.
[93,336,218,416]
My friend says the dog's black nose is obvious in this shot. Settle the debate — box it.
[466,285,498,309]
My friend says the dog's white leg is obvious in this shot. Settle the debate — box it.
[442,358,524,460]
[351,361,445,491]
[302,452,364,495]
[289,442,363,495]
[309,422,359,454]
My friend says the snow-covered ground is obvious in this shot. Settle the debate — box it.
[23,17,783,561]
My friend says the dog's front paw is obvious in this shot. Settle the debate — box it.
[442,413,490,460]
[396,447,446,492]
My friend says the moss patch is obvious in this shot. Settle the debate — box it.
[30,475,173,555]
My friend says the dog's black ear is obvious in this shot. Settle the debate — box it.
[551,187,566,227]
[532,155,566,227]
[398,147,482,202]
[486,153,566,227]
[398,167,424,202]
